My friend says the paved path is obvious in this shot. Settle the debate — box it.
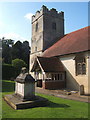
[35,87,90,103]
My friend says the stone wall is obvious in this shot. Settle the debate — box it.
[30,5,64,75]
[42,81,65,89]
[60,51,89,95]
[31,5,64,53]
[43,9,64,50]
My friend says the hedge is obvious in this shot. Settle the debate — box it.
[2,64,17,80]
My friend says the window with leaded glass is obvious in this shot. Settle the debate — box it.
[75,56,86,75]
[51,73,64,81]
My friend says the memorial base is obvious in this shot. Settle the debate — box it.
[4,94,48,110]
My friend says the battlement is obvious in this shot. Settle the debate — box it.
[32,5,64,23]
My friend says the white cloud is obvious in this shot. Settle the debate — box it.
[24,13,33,21]
[0,32,29,43]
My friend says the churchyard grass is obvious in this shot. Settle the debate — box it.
[2,80,89,118]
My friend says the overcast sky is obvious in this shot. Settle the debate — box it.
[0,2,88,46]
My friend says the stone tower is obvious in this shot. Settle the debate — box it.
[30,5,64,74]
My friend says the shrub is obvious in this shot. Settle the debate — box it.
[12,59,27,75]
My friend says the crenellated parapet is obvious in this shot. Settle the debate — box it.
[32,5,64,23]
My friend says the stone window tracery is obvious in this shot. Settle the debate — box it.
[75,56,86,75]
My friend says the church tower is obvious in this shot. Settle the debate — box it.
[30,5,64,74]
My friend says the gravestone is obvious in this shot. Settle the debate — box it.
[80,85,84,95]
[4,67,48,109]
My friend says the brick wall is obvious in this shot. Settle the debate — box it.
[42,80,65,89]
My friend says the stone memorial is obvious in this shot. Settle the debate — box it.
[80,85,84,95]
[4,67,48,109]
[15,67,35,101]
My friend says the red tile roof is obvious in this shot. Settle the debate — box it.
[38,57,65,72]
[42,26,90,57]
[31,57,65,72]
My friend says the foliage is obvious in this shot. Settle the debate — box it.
[12,58,27,75]
[2,38,30,67]
[2,80,89,119]
[2,59,27,80]
[2,38,30,78]
[2,37,14,64]
[2,64,16,80]
[11,41,22,60]
[2,41,12,64]
[11,41,30,68]
[22,41,30,68]
[2,37,14,46]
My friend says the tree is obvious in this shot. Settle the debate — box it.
[22,41,30,68]
[2,40,11,64]
[2,37,14,64]
[2,37,14,47]
[11,40,30,68]
[11,41,22,60]
[2,38,30,67]
[12,58,27,75]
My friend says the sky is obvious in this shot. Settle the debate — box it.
[0,2,88,46]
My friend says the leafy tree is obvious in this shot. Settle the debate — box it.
[2,37,14,47]
[11,41,22,60]
[22,41,30,68]
[2,37,14,64]
[2,41,12,64]
[2,37,30,67]
[12,58,27,75]
[11,40,30,68]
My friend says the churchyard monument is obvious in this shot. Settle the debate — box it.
[4,67,48,109]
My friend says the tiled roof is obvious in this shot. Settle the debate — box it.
[42,26,90,57]
[37,57,65,72]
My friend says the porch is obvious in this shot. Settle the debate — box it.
[31,56,66,90]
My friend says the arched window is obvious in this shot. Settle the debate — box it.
[36,22,38,32]
[82,63,86,74]
[75,56,86,75]
[52,22,56,30]
[77,63,82,75]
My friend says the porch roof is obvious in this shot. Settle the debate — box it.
[31,57,65,72]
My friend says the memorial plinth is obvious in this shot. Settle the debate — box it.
[4,68,48,109]
[15,69,35,100]
[4,94,48,110]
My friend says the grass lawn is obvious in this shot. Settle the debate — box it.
[1,80,89,119]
